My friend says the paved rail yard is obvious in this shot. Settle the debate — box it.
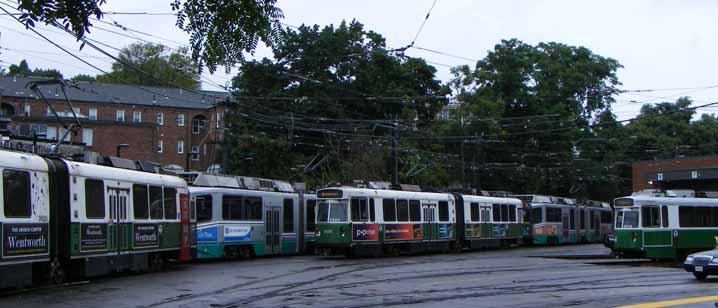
[0,244,715,308]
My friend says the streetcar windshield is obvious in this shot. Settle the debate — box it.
[529,207,543,224]
[317,200,348,223]
[617,209,639,228]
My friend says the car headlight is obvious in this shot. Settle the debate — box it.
[685,256,694,263]
[711,257,718,264]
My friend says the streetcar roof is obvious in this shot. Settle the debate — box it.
[461,194,523,205]
[616,195,718,206]
[0,149,49,172]
[189,186,309,198]
[63,159,187,188]
[316,187,453,200]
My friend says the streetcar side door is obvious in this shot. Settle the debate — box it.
[422,204,437,241]
[108,187,130,271]
[264,205,281,255]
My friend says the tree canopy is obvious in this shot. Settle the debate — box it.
[95,42,200,89]
[12,0,282,73]
[6,59,63,79]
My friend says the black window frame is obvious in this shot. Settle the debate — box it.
[382,199,396,222]
[351,197,370,222]
[493,204,501,222]
[132,184,149,219]
[196,194,213,223]
[85,178,105,219]
[163,187,177,220]
[661,206,669,228]
[149,185,163,219]
[283,198,294,233]
[396,199,409,222]
[222,195,242,220]
[438,201,449,222]
[306,199,316,231]
[3,169,31,218]
[641,205,660,228]
[409,200,421,222]
[470,202,480,222]
[509,205,517,222]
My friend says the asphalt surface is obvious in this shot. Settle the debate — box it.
[1,244,717,308]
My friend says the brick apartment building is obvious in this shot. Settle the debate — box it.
[632,156,718,192]
[0,76,229,171]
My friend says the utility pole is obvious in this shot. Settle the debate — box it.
[391,116,399,189]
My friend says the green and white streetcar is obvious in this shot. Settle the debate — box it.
[612,190,718,260]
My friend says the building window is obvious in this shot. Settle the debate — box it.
[23,104,30,117]
[177,140,184,154]
[89,108,97,120]
[190,146,200,161]
[116,110,125,122]
[192,118,206,134]
[72,107,80,116]
[82,128,93,146]
[657,173,663,181]
[177,114,185,127]
[157,112,164,126]
[46,106,53,116]
[216,112,221,128]
[157,140,163,153]
[46,126,57,140]
[133,111,142,123]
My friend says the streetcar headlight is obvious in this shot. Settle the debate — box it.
[631,232,638,242]
[340,226,347,237]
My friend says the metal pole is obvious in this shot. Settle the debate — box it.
[392,117,399,188]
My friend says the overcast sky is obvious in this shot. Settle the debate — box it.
[1,0,717,120]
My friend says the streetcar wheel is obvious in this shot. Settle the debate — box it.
[693,272,709,280]
[50,258,67,284]
[149,253,164,271]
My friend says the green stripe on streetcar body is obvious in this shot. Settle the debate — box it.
[316,223,352,245]
[615,228,718,259]
[69,222,182,257]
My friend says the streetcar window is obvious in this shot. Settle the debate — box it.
[589,210,594,230]
[222,195,241,220]
[615,211,624,228]
[641,206,660,228]
[243,197,262,221]
[679,206,718,227]
[132,184,149,219]
[570,209,575,229]
[501,205,509,222]
[383,199,396,222]
[601,211,612,224]
[492,204,500,222]
[351,198,370,222]
[580,209,586,230]
[283,199,294,233]
[409,200,421,222]
[317,202,329,223]
[661,206,668,228]
[530,208,543,224]
[509,205,516,222]
[149,186,163,219]
[306,199,316,231]
[370,199,376,222]
[546,208,562,223]
[623,210,639,228]
[85,178,105,219]
[196,195,213,223]
[470,203,479,221]
[397,200,409,222]
[164,188,177,220]
[3,169,31,218]
[439,201,449,222]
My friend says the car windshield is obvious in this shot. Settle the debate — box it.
[317,200,348,223]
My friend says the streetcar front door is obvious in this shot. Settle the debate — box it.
[423,205,437,240]
[264,207,281,255]
[480,206,492,238]
[108,188,130,271]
